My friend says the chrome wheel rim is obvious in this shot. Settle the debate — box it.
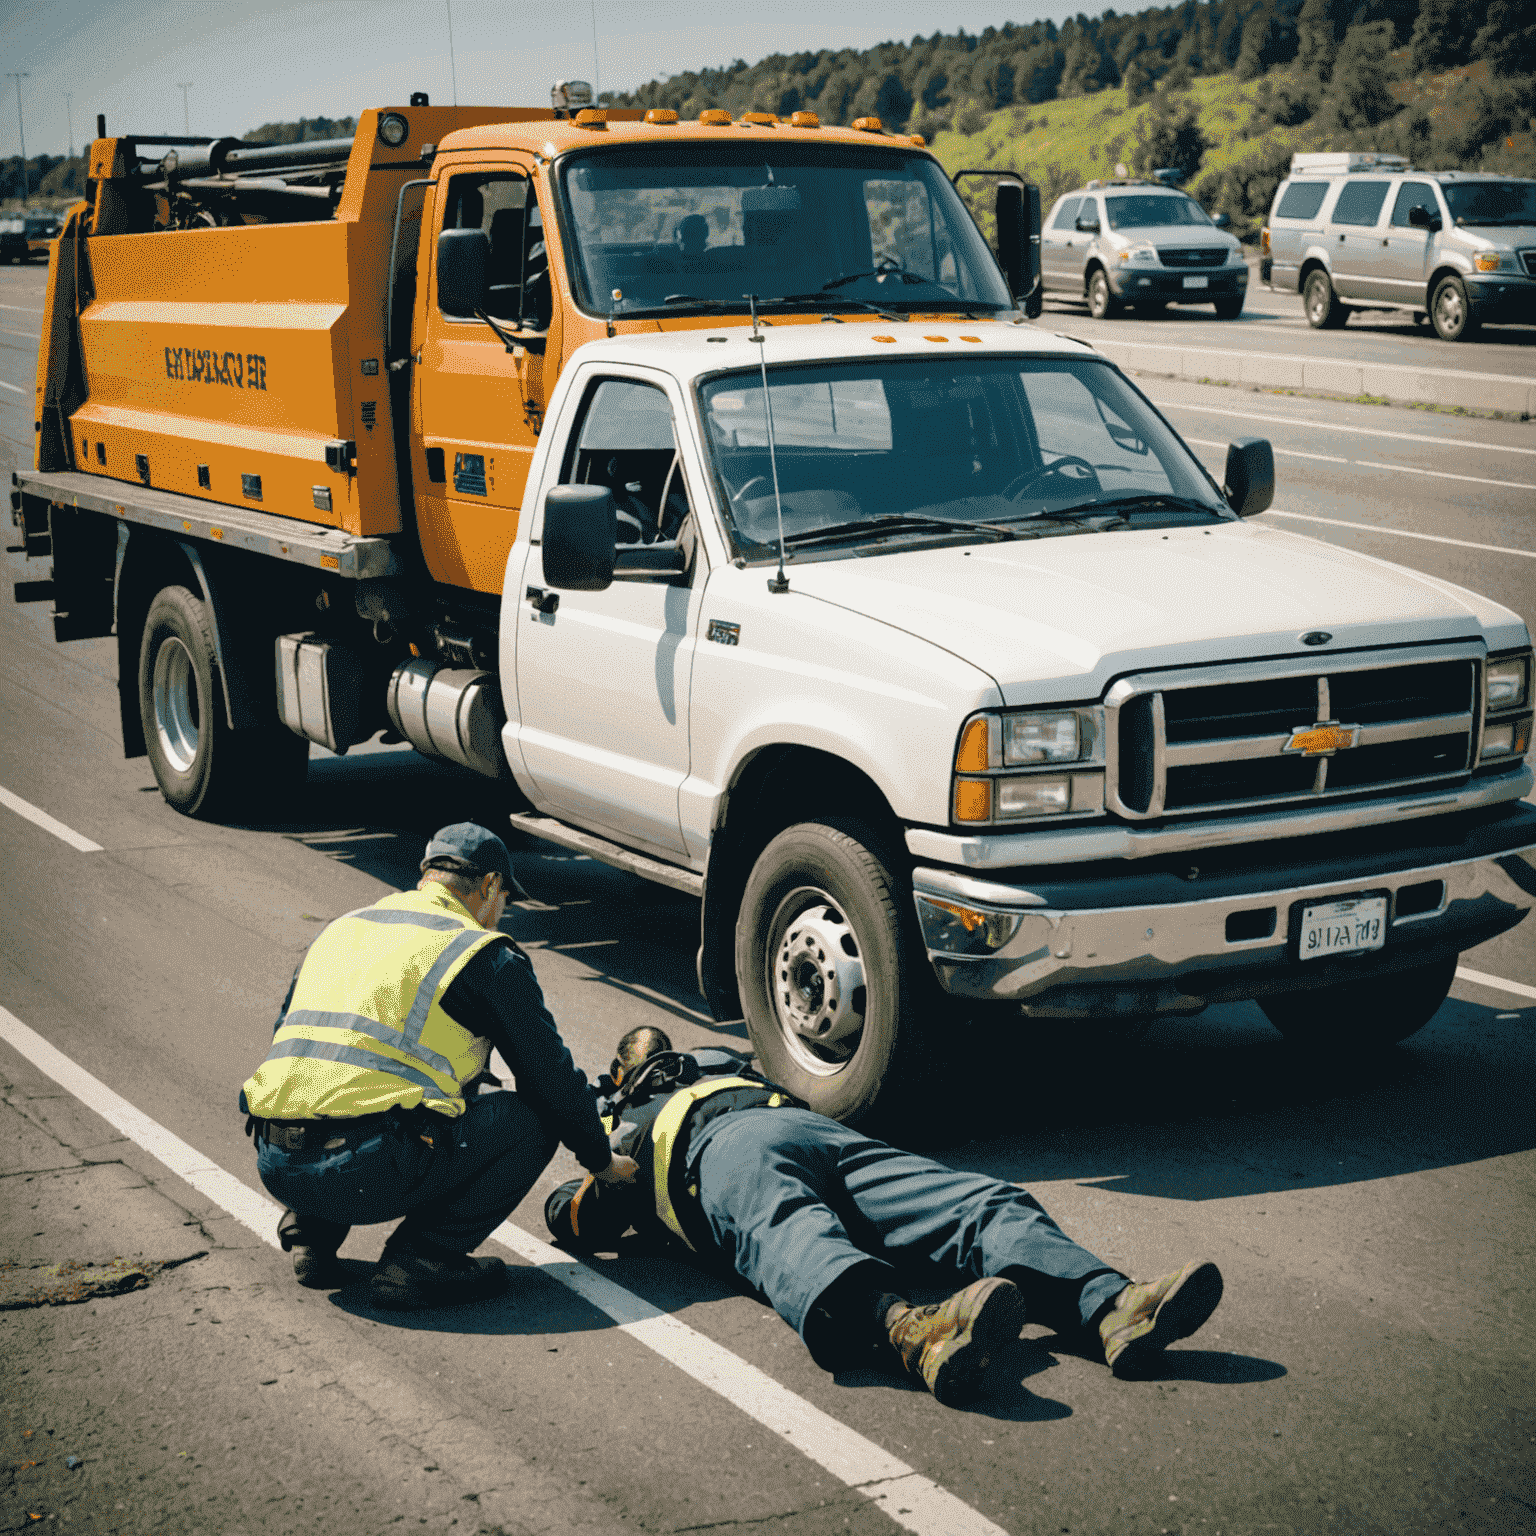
[152,636,200,773]
[768,891,867,1076]
[1089,275,1107,316]
[1307,279,1327,323]
[1434,284,1462,336]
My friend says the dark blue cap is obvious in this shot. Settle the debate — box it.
[421,823,527,899]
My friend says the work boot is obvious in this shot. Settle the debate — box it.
[1099,1259,1223,1379]
[276,1208,350,1290]
[368,1242,509,1311]
[886,1277,1026,1407]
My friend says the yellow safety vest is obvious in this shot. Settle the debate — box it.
[242,884,502,1121]
[648,1078,786,1249]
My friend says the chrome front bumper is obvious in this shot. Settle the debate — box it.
[912,820,1536,1016]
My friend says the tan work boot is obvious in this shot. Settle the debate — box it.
[887,1276,1026,1406]
[1100,1259,1223,1378]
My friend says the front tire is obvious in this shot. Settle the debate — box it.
[736,819,933,1129]
[1304,270,1346,329]
[1086,268,1121,320]
[138,585,306,820]
[1429,275,1478,342]
[1258,958,1457,1049]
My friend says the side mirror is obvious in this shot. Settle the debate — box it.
[436,228,490,318]
[995,180,1042,313]
[1223,437,1274,518]
[1212,212,1231,230]
[1075,215,1100,234]
[1407,204,1442,232]
[543,484,616,591]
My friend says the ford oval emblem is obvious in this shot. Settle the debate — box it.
[1300,631,1333,647]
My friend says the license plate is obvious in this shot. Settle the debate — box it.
[1299,897,1386,961]
[1182,275,1209,289]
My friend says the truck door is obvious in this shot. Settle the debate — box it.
[413,162,553,593]
[1041,197,1082,293]
[512,371,706,859]
[1326,178,1391,301]
[1379,181,1442,305]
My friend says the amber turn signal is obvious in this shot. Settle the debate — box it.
[955,717,991,772]
[953,780,992,822]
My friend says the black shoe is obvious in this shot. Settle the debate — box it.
[277,1208,351,1290]
[292,1246,350,1289]
[368,1245,509,1310]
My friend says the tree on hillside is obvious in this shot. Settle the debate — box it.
[1327,22,1400,129]
[1472,0,1536,78]
[1123,54,1156,101]
[1132,91,1209,180]
[1295,0,1339,82]
[1235,4,1299,79]
[1408,0,1488,74]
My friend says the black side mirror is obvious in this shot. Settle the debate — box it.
[994,180,1042,314]
[1212,212,1231,230]
[436,228,490,318]
[1075,215,1100,234]
[1407,203,1442,232]
[1223,437,1274,518]
[543,484,616,590]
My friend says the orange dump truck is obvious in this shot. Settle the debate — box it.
[12,94,1039,816]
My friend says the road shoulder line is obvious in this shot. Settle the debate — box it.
[0,1001,1009,1536]
[0,783,104,851]
[1263,509,1536,559]
[1455,967,1536,1003]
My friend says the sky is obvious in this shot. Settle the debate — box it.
[0,0,1082,159]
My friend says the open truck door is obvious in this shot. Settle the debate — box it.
[952,170,1042,318]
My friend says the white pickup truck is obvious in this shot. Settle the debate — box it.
[496,322,1535,1122]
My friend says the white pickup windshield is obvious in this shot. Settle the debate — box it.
[699,356,1226,560]
[557,144,1014,317]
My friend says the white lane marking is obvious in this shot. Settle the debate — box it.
[0,1005,1009,1536]
[1182,435,1348,463]
[0,1004,278,1236]
[0,784,103,851]
[1,325,40,339]
[1351,459,1536,492]
[0,379,24,394]
[0,303,43,314]
[1264,509,1536,559]
[1455,967,1536,1003]
[494,1223,1009,1536]
[1152,398,1536,456]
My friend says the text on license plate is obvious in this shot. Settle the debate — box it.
[1183,275,1209,289]
[1299,897,1387,960]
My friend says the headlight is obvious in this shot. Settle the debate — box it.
[1120,244,1158,265]
[952,708,1105,825]
[1473,253,1502,273]
[1487,655,1530,710]
[377,112,410,148]
[1479,649,1533,766]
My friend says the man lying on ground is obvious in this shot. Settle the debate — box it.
[546,1026,1223,1406]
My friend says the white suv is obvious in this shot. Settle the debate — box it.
[1040,180,1248,319]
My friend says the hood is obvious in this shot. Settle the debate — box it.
[1458,223,1536,253]
[1107,225,1238,253]
[785,521,1506,705]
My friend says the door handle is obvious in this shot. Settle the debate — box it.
[1338,233,1346,242]
[526,585,559,614]
[1382,238,1389,246]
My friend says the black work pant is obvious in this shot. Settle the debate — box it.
[256,1090,557,1254]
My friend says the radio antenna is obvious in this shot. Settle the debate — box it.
[747,295,789,594]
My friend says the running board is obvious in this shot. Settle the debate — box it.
[507,813,704,897]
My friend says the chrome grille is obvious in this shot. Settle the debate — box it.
[1158,246,1227,268]
[1107,648,1479,820]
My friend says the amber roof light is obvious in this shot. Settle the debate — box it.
[740,112,777,126]
[852,116,884,132]
[790,111,820,128]
[644,108,678,125]
[699,109,732,125]
[574,108,608,129]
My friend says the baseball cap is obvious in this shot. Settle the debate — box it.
[421,823,529,900]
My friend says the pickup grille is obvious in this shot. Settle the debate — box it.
[1158,246,1227,268]
[1109,650,1479,819]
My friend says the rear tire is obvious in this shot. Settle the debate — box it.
[1258,958,1457,1049]
[736,818,935,1130]
[1304,270,1346,329]
[138,584,307,820]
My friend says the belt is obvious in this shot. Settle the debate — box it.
[253,1111,402,1152]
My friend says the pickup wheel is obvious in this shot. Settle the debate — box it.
[1304,270,1347,329]
[1429,275,1479,342]
[736,819,933,1130]
[1258,957,1457,1049]
[1086,268,1121,320]
[138,585,306,820]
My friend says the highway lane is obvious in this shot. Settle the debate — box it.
[1041,260,1536,380]
[3,259,1535,1536]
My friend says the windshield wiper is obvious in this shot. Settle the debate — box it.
[1008,493,1223,524]
[778,514,1017,550]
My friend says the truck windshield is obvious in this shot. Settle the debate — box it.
[699,355,1226,561]
[1443,181,1536,226]
[556,144,1013,317]
[1104,195,1212,230]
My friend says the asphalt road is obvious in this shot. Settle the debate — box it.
[2,259,1534,1536]
[1041,260,1536,380]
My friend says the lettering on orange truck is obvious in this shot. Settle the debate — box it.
[163,347,267,390]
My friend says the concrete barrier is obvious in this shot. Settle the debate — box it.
[1086,337,1536,417]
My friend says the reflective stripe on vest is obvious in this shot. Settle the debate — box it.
[242,885,501,1121]
[649,1078,784,1249]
